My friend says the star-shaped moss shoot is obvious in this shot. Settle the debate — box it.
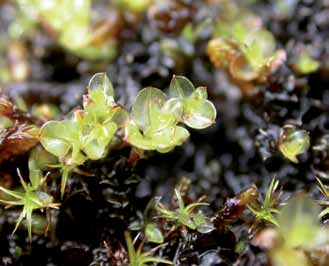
[0,170,59,241]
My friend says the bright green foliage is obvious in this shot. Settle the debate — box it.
[40,73,128,195]
[157,189,213,233]
[278,125,310,163]
[129,198,164,244]
[0,170,59,241]
[126,76,216,152]
[40,73,215,195]
[294,49,320,74]
[14,0,116,60]
[169,76,216,129]
[248,179,280,225]
[124,231,172,266]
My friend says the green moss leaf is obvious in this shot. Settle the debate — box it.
[182,98,216,129]
[169,75,195,98]
[40,120,79,157]
[88,72,114,98]
[132,87,168,132]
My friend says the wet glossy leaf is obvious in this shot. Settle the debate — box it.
[40,120,79,157]
[82,122,117,159]
[88,72,114,98]
[169,75,195,98]
[278,125,310,163]
[132,87,168,132]
[151,126,190,153]
[182,98,216,129]
[125,123,156,150]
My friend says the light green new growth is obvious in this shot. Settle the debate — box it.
[157,189,213,233]
[40,73,128,196]
[278,125,310,163]
[125,231,172,266]
[248,179,280,225]
[0,170,59,241]
[126,75,216,152]
[40,73,216,195]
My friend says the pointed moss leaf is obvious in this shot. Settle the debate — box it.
[145,223,164,244]
[183,98,216,129]
[88,72,114,98]
[169,75,195,98]
[40,120,79,157]
[132,87,168,131]
[126,123,189,152]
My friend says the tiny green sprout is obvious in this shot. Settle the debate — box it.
[0,170,59,241]
[124,231,172,266]
[248,179,281,225]
[157,189,213,233]
[125,75,216,152]
[278,125,310,163]
[129,198,164,244]
[316,178,329,218]
[294,48,320,75]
